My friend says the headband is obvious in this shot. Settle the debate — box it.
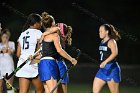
[58,23,65,37]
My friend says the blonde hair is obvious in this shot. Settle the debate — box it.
[66,26,72,46]
[0,29,11,42]
[1,29,11,38]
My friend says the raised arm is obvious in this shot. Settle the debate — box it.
[39,27,60,44]
[53,33,77,65]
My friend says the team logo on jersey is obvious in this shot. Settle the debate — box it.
[26,31,29,34]
[99,46,107,51]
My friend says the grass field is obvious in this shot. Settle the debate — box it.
[67,83,140,93]
[3,64,140,93]
[3,81,140,93]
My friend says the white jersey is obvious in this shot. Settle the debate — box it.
[0,41,15,79]
[16,28,42,78]
[18,28,42,57]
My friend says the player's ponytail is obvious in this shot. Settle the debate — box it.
[41,12,55,28]
[66,26,72,46]
[102,24,121,41]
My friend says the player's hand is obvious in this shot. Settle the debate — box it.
[1,48,8,53]
[71,58,77,66]
[100,61,107,68]
[28,55,33,61]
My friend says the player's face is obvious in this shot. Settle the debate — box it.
[99,26,108,39]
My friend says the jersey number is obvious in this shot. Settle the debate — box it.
[23,36,30,49]
[100,51,103,61]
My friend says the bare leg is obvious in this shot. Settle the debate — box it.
[43,82,49,93]
[44,77,57,93]
[107,79,119,93]
[19,78,30,93]
[0,79,3,93]
[32,76,44,93]
[58,84,67,93]
[92,77,106,93]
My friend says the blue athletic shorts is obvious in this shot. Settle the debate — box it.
[57,60,69,84]
[95,62,121,83]
[38,57,59,81]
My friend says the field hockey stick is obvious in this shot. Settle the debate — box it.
[5,49,40,80]
[3,77,19,93]
[50,49,81,93]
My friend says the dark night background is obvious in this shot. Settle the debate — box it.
[0,0,140,65]
[0,0,140,92]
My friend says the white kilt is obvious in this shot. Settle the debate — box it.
[15,55,38,78]
[0,54,14,79]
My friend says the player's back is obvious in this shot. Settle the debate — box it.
[18,28,42,57]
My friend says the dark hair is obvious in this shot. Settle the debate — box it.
[41,12,55,28]
[22,13,42,31]
[102,24,121,41]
